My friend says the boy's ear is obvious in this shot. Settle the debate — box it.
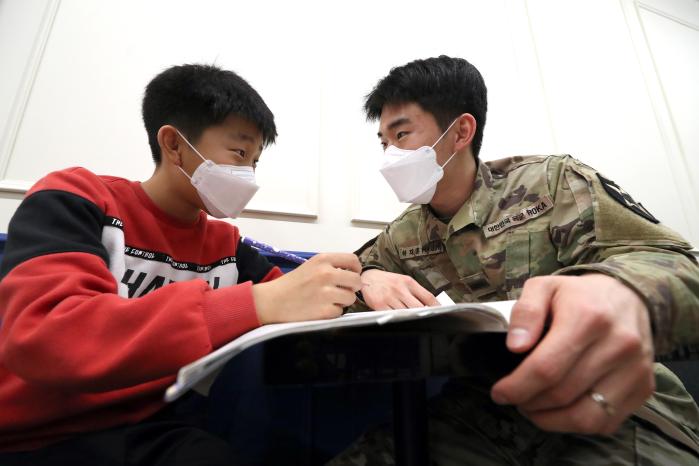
[157,125,183,166]
[453,113,476,153]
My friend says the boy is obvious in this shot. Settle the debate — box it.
[0,64,361,465]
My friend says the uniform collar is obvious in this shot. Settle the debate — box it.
[421,161,495,241]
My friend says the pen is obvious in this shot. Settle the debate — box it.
[241,236,308,265]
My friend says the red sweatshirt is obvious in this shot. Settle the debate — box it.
[0,167,282,451]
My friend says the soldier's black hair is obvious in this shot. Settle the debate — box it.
[364,55,487,159]
[142,64,277,165]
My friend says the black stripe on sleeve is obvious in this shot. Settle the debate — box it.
[235,238,276,283]
[0,190,108,280]
[122,246,236,272]
[353,234,378,256]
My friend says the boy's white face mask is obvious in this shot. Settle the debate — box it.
[176,130,259,219]
[379,119,458,205]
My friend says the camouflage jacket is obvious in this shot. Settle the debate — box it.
[355,154,699,447]
[356,154,699,357]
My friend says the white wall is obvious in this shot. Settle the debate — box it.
[1,0,697,251]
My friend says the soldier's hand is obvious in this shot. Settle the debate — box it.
[490,274,655,435]
[360,269,439,310]
[252,253,362,323]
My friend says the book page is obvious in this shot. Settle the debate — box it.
[165,299,515,402]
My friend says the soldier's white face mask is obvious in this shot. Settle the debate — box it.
[379,119,458,204]
[176,130,259,219]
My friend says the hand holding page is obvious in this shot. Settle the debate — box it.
[165,299,516,402]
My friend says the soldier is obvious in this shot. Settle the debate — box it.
[330,56,699,464]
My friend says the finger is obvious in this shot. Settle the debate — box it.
[506,277,556,353]
[318,253,361,273]
[491,305,602,406]
[519,328,644,412]
[592,361,655,435]
[386,297,406,310]
[519,350,616,413]
[406,279,439,306]
[522,359,653,435]
[397,292,425,309]
[322,304,345,319]
[328,286,358,307]
[364,288,397,311]
[332,268,363,292]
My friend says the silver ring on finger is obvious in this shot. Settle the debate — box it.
[589,390,616,417]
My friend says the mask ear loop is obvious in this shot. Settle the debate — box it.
[175,129,209,180]
[440,151,458,168]
[430,117,460,149]
[431,118,460,168]
[175,129,209,162]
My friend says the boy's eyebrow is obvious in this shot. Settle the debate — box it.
[228,131,263,152]
[377,117,411,138]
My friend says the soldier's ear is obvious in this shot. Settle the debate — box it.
[453,113,476,153]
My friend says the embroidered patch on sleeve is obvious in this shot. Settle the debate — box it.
[483,195,554,238]
[597,173,659,224]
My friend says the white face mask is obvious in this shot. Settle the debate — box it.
[379,119,459,204]
[176,130,259,218]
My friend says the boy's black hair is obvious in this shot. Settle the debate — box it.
[365,55,487,159]
[142,64,277,164]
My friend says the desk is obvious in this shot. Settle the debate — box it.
[262,322,526,466]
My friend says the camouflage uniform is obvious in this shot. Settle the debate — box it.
[330,155,699,465]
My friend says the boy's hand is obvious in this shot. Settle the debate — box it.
[360,269,439,310]
[252,253,362,324]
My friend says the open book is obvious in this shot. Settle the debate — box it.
[164,293,515,402]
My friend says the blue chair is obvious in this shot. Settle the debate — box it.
[259,249,315,274]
